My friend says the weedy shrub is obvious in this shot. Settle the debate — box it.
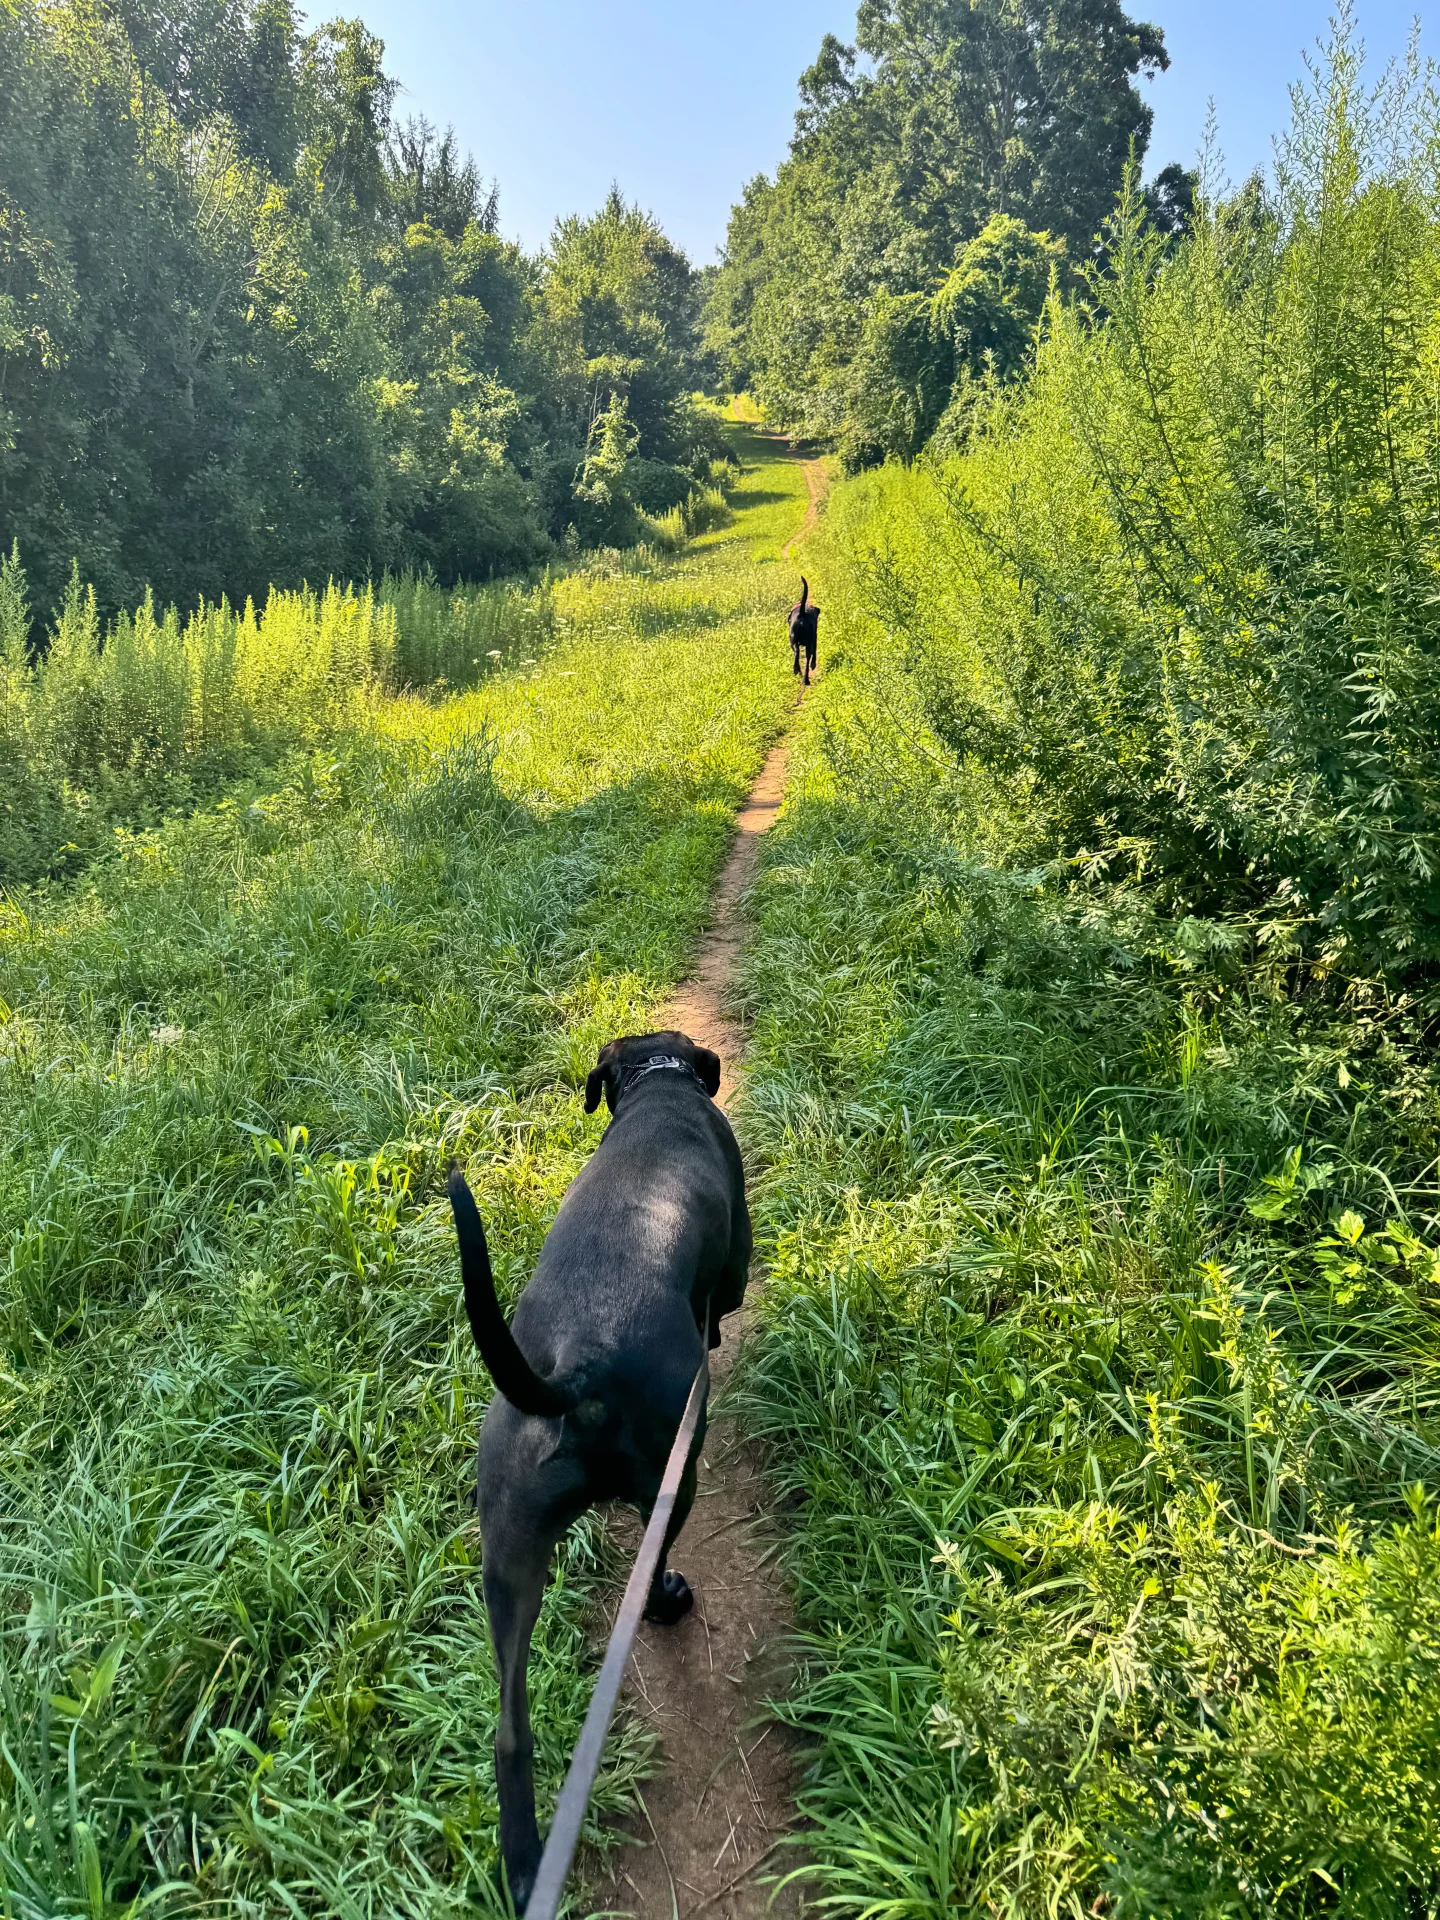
[832,21,1440,986]
[641,485,735,552]
[0,474,744,886]
[727,40,1440,1912]
[736,708,1440,1915]
[0,438,809,1916]
[380,569,558,693]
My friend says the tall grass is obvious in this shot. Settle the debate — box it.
[731,29,1440,1919]
[825,18,1440,984]
[639,483,734,551]
[0,433,810,1917]
[0,477,745,888]
[738,736,1440,1911]
[382,570,557,692]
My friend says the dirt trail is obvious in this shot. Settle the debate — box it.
[597,449,827,1920]
[782,458,828,564]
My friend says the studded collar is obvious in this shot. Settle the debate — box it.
[614,1054,708,1106]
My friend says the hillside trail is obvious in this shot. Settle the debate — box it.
[782,453,828,563]
[595,442,828,1920]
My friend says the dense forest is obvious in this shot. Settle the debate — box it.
[0,0,1193,613]
[0,0,723,619]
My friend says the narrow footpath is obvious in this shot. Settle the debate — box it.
[782,454,828,563]
[599,445,828,1920]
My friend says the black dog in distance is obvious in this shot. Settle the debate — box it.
[788,577,819,684]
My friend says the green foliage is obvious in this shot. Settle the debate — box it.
[734,599,1440,1918]
[0,1,715,616]
[844,217,1067,467]
[540,187,712,460]
[931,217,1067,383]
[708,0,1171,454]
[0,436,804,1916]
[0,544,568,882]
[574,393,646,548]
[726,28,1440,1917]
[847,0,1168,249]
[0,519,782,885]
[810,23,1440,982]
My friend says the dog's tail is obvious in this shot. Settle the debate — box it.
[447,1166,576,1418]
[799,575,809,613]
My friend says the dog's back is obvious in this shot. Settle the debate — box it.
[789,575,820,678]
[509,1079,743,1402]
[453,1029,752,1911]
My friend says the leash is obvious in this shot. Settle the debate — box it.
[523,1361,709,1920]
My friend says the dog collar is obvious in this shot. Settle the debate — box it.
[615,1055,707,1103]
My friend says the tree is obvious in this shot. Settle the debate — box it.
[539,187,702,452]
[711,0,1175,456]
[109,0,302,173]
[931,214,1065,379]
[527,186,724,535]
[848,0,1169,255]
[4,0,726,609]
[371,218,545,578]
[385,117,497,240]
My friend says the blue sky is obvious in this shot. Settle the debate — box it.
[339,1,1424,263]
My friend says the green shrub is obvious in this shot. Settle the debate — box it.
[730,33,1440,1916]
[735,734,1440,1916]
[624,458,695,514]
[824,27,1440,984]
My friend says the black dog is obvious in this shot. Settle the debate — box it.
[448,1030,752,1911]
[788,576,819,684]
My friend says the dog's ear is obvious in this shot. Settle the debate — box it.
[584,1040,624,1115]
[693,1046,721,1098]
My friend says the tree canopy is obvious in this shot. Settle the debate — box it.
[708,0,1178,463]
[0,0,719,619]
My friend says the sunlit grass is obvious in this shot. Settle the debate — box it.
[733,489,1440,1919]
[0,433,804,1917]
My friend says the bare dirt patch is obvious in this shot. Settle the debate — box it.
[782,460,828,564]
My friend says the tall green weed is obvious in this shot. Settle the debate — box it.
[830,19,1440,983]
[0,513,746,884]
[737,684,1440,1916]
[731,32,1440,1913]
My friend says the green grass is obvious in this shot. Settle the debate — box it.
[732,496,1440,1919]
[0,429,808,1918]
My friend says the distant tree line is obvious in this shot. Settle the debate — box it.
[0,0,721,620]
[707,0,1196,467]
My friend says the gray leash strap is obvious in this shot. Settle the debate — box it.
[522,1363,709,1920]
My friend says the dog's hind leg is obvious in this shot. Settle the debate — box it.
[643,1417,704,1625]
[480,1441,586,1912]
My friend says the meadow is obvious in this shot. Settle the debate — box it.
[12,8,1440,1916]
[0,430,808,1917]
[729,43,1440,1919]
[0,484,730,890]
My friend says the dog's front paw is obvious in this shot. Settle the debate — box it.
[644,1569,694,1625]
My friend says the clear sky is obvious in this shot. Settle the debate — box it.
[329,1,1425,264]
